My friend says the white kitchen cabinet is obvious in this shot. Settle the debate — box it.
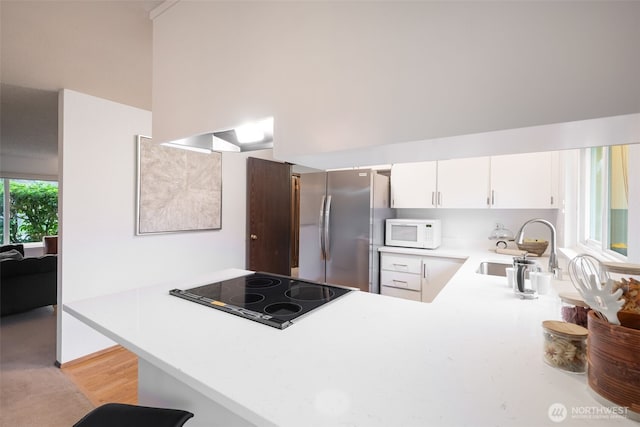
[390,161,436,208]
[380,253,463,303]
[380,254,422,274]
[391,152,560,209]
[421,256,464,303]
[391,158,489,209]
[490,152,557,209]
[437,157,490,208]
[381,253,423,301]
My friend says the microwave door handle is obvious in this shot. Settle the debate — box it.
[318,195,326,260]
[324,195,332,259]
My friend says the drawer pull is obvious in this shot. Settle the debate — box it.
[393,263,408,267]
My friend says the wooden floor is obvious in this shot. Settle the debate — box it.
[61,345,138,406]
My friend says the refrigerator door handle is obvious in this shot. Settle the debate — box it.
[319,195,326,260]
[324,195,332,260]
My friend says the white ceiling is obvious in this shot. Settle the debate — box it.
[1,0,159,111]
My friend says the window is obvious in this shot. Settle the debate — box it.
[582,145,628,257]
[1,178,59,245]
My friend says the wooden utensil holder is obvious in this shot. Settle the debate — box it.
[587,310,640,414]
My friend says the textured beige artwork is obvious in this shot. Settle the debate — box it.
[137,136,222,234]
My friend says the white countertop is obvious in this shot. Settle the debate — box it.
[64,250,638,426]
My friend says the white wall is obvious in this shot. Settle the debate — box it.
[152,1,640,169]
[0,84,58,178]
[57,89,272,363]
[2,1,154,110]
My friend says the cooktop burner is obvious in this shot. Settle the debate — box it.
[169,272,352,329]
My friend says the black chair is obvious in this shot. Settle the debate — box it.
[73,403,194,427]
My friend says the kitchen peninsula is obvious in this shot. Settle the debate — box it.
[65,253,637,427]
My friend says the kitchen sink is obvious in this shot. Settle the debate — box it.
[476,261,510,277]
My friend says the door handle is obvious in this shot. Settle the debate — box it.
[324,195,332,259]
[319,196,326,260]
[250,234,258,240]
[431,191,435,206]
[437,192,442,206]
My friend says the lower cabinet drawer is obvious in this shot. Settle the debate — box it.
[380,271,421,291]
[381,254,422,274]
[381,286,421,302]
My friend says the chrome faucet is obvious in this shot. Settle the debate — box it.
[515,218,561,279]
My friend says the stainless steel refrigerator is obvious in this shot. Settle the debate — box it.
[298,170,391,293]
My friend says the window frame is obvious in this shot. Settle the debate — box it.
[1,176,59,246]
[578,146,628,261]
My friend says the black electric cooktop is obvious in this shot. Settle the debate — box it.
[169,272,353,329]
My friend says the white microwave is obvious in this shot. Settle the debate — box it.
[385,219,442,249]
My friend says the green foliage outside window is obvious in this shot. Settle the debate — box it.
[2,181,58,243]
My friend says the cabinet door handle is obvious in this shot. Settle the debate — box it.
[431,191,435,206]
[437,192,442,206]
[550,196,554,205]
[491,190,495,205]
[422,264,427,280]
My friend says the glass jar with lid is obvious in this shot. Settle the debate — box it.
[558,291,590,328]
[488,223,514,249]
[542,320,588,373]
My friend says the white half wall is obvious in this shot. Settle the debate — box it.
[57,89,272,363]
[152,1,640,169]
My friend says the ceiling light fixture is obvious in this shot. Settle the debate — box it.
[160,117,275,153]
[234,123,265,144]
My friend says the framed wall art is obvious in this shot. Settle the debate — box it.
[136,135,222,234]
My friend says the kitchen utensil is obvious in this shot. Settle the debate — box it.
[568,254,624,324]
[513,255,541,299]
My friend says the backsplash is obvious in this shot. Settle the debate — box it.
[393,208,561,250]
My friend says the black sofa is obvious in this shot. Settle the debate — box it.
[1,244,57,316]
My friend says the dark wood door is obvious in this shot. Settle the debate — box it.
[247,157,292,275]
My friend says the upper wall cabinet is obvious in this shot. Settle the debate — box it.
[437,157,490,208]
[490,152,559,209]
[391,157,490,209]
[391,161,437,208]
[391,152,559,209]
